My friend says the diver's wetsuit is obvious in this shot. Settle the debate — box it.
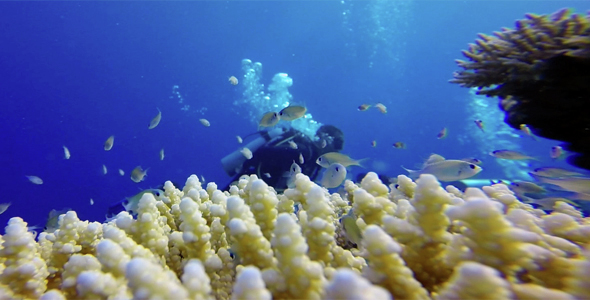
[223,128,329,192]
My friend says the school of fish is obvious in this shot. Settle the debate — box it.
[21,74,590,237]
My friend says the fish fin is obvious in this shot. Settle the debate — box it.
[570,193,590,202]
[401,166,419,178]
[356,158,369,168]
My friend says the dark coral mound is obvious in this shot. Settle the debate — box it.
[451,9,590,170]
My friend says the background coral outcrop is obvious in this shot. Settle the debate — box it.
[451,9,590,170]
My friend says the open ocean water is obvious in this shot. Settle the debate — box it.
[1,1,588,227]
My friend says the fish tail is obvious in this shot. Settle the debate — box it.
[356,158,370,168]
[401,166,419,178]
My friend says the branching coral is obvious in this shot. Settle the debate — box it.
[451,8,590,170]
[0,172,588,299]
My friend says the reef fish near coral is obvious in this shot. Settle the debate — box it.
[403,160,482,181]
[317,152,367,168]
[320,162,347,188]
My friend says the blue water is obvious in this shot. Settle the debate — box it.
[1,1,588,227]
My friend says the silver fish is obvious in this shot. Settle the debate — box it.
[63,145,71,159]
[0,203,11,215]
[104,135,115,151]
[531,167,583,178]
[529,174,590,194]
[148,108,162,129]
[489,150,536,160]
[320,163,347,188]
[199,118,211,127]
[403,160,482,182]
[509,181,546,195]
[317,152,367,168]
[26,175,43,185]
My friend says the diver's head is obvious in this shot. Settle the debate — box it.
[316,125,344,152]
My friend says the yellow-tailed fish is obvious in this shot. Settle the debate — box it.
[340,209,362,245]
[474,120,484,132]
[519,124,536,140]
[236,135,243,144]
[118,169,125,176]
[0,203,11,215]
[122,189,163,215]
[90,198,94,205]
[199,118,210,127]
[130,166,148,183]
[374,103,387,114]
[45,208,70,233]
[357,104,371,111]
[159,148,165,160]
[278,106,307,121]
[320,163,347,188]
[288,140,298,149]
[403,160,482,181]
[63,145,70,159]
[102,164,108,175]
[550,146,563,159]
[393,142,406,149]
[148,108,162,129]
[316,152,367,168]
[240,147,253,159]
[26,175,43,184]
[437,127,448,139]
[259,112,280,127]
[530,167,583,178]
[299,153,304,164]
[104,135,115,151]
[489,150,537,160]
[371,140,377,147]
[263,173,271,178]
[228,76,238,85]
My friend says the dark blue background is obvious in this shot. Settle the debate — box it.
[1,1,587,226]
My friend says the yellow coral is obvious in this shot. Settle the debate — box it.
[299,185,337,264]
[435,262,513,300]
[226,196,276,269]
[269,213,326,299]
[361,225,430,300]
[231,266,271,300]
[0,218,49,298]
[0,172,588,299]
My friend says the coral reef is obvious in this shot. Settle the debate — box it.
[1,172,589,299]
[451,8,590,170]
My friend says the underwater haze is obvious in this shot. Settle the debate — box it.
[1,1,588,227]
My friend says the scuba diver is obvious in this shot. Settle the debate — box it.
[221,125,345,192]
[105,125,344,219]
